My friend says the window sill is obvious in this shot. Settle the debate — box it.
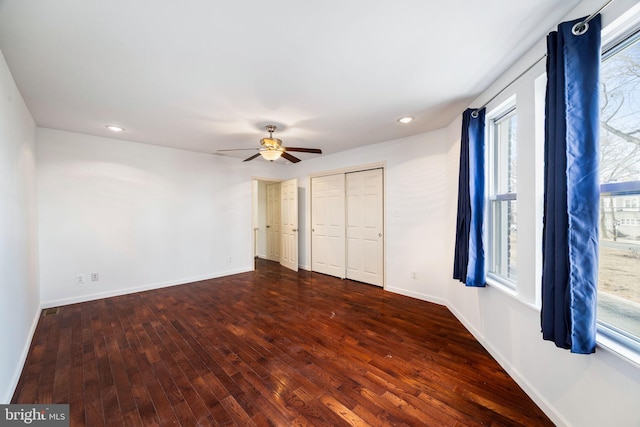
[597,330,640,369]
[485,275,541,311]
[486,274,517,295]
[485,277,640,367]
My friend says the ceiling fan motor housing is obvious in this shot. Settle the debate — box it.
[260,137,282,149]
[260,125,281,149]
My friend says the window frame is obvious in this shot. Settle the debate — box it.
[596,22,640,364]
[486,101,518,290]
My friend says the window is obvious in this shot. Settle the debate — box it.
[598,28,640,353]
[488,105,517,287]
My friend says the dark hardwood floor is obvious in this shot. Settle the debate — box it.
[12,259,553,426]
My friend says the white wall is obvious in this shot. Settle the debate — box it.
[0,49,39,403]
[36,128,279,306]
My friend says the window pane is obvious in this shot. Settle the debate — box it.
[598,31,640,345]
[490,199,517,280]
[492,112,518,194]
[489,107,517,285]
[599,194,640,342]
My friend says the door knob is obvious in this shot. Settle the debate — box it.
[266,225,270,228]
[293,228,298,232]
[378,233,383,237]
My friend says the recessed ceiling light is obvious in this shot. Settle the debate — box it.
[106,125,125,132]
[397,116,414,124]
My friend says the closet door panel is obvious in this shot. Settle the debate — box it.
[346,169,384,286]
[311,174,345,278]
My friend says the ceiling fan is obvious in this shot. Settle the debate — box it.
[217,125,322,163]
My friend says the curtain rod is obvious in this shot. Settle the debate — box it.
[471,0,614,118]
[573,0,614,35]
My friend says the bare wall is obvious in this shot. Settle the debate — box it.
[0,49,39,403]
[36,128,277,307]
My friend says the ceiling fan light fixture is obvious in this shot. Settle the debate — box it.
[260,149,282,161]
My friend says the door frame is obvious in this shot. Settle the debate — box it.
[308,162,386,287]
[252,177,283,266]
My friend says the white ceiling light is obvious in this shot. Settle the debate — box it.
[397,116,414,124]
[106,125,125,132]
[260,149,282,161]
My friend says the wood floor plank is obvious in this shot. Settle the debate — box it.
[12,259,553,426]
[319,393,369,427]
[82,356,105,426]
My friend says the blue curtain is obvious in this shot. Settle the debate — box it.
[453,108,486,287]
[541,15,601,354]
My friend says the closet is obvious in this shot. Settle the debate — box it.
[311,168,384,286]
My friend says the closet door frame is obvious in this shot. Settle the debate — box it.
[309,162,385,287]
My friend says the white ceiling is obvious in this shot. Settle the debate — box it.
[0,0,578,161]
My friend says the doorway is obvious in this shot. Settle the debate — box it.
[253,178,299,272]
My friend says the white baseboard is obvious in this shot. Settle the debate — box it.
[41,266,253,309]
[384,285,448,307]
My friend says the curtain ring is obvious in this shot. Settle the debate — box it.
[471,110,479,118]
[572,21,589,36]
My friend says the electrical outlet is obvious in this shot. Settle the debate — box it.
[91,273,99,281]
[228,256,232,263]
[76,274,85,284]
[411,271,417,280]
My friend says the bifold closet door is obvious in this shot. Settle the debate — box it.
[346,169,384,286]
[311,174,346,278]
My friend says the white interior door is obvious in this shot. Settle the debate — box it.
[265,183,281,262]
[346,169,384,286]
[311,174,345,278]
[280,178,298,271]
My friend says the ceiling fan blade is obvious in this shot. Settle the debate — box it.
[281,152,301,163]
[217,148,260,152]
[282,147,322,154]
[243,153,261,162]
